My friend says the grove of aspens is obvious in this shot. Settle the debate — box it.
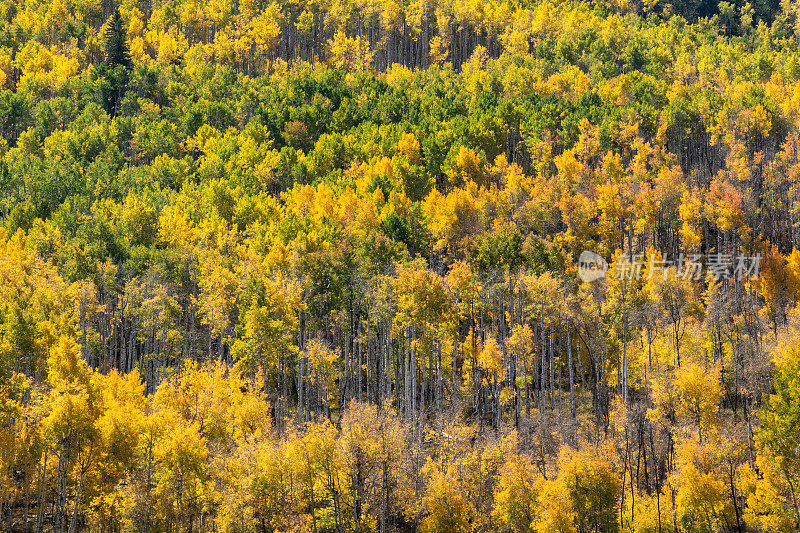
[1,0,800,531]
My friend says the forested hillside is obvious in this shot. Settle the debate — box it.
[2,0,800,530]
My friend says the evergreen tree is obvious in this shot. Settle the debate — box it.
[103,8,132,68]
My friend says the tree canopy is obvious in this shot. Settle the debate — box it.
[1,0,800,530]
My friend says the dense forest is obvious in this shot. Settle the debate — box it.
[2,0,800,530]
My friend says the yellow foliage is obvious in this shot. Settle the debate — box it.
[328,31,374,72]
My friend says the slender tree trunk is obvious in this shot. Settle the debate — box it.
[549,332,555,410]
[68,450,91,533]
[568,325,575,417]
[35,450,47,533]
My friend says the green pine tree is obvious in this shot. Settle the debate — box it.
[104,8,132,68]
